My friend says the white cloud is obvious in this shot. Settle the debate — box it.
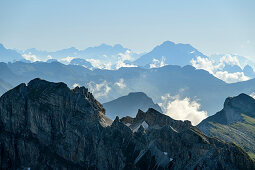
[249,92,255,99]
[86,59,112,70]
[60,56,76,63]
[115,60,137,69]
[22,53,41,62]
[190,56,223,74]
[191,56,250,83]
[159,94,207,125]
[46,55,53,60]
[220,54,241,67]
[150,56,167,68]
[214,71,250,83]
[115,50,138,69]
[118,50,133,61]
[114,78,126,89]
[72,83,80,89]
[87,80,111,98]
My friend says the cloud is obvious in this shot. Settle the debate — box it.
[191,56,250,83]
[86,59,112,70]
[190,56,223,74]
[72,83,80,89]
[22,53,41,62]
[159,94,207,125]
[150,56,167,68]
[249,92,255,99]
[115,60,137,69]
[220,54,241,67]
[60,56,76,63]
[87,80,111,98]
[118,50,133,61]
[46,55,53,60]
[115,50,138,69]
[214,71,250,83]
[114,78,126,89]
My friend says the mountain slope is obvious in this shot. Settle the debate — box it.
[134,41,207,67]
[198,93,255,159]
[103,92,162,119]
[0,79,254,169]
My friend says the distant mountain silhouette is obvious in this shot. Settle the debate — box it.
[103,92,162,119]
[21,44,140,64]
[223,64,243,73]
[0,43,23,62]
[134,41,207,67]
[243,65,255,78]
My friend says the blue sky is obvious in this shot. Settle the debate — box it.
[0,0,254,57]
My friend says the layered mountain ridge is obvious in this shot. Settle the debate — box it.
[0,79,254,169]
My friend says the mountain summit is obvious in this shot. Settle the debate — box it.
[134,41,207,67]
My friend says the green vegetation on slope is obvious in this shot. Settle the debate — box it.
[209,114,255,160]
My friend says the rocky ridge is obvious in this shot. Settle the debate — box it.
[0,79,254,169]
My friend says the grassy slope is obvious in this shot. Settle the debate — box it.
[209,114,255,159]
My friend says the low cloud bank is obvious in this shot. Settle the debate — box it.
[191,55,250,83]
[159,94,208,125]
[87,81,111,99]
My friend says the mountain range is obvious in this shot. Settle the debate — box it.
[0,78,254,169]
[1,41,255,80]
[2,61,255,118]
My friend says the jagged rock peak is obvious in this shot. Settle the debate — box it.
[223,93,255,117]
[122,108,192,133]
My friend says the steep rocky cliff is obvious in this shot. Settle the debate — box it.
[0,79,254,169]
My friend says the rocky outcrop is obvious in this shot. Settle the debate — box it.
[0,79,254,169]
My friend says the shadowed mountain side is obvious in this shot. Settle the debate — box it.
[0,79,254,169]
[103,92,162,119]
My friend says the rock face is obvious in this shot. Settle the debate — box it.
[0,79,254,169]
[103,92,162,119]
[198,93,255,160]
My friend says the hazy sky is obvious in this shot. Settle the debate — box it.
[0,0,254,57]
